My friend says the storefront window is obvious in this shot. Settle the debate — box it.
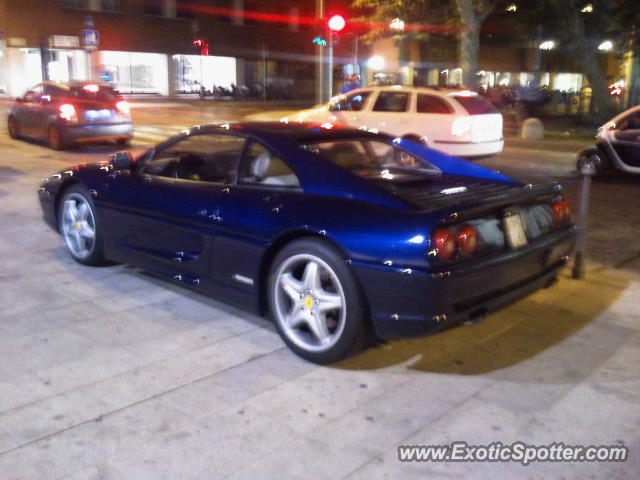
[172,54,236,93]
[0,40,6,94]
[94,50,169,95]
[44,50,87,83]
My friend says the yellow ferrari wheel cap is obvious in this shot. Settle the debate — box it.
[304,296,314,309]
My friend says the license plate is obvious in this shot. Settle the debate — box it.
[504,212,528,249]
[85,109,113,120]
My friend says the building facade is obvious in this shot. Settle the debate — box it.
[0,0,331,98]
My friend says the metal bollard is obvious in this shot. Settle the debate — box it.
[572,158,596,279]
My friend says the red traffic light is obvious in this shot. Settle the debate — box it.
[328,14,346,32]
[193,39,209,56]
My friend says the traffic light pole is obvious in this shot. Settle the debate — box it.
[315,0,324,105]
[327,29,334,102]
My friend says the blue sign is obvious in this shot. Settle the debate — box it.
[81,29,99,50]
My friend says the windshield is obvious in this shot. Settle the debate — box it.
[300,139,440,180]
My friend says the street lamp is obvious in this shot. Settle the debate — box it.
[598,40,613,51]
[368,55,385,71]
[539,40,555,50]
[389,18,405,31]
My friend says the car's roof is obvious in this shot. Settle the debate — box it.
[190,121,395,142]
[42,80,114,90]
[345,85,473,97]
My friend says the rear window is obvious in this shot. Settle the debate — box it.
[417,94,453,114]
[449,94,498,115]
[300,139,440,180]
[69,85,118,102]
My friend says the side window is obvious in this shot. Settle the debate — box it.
[141,133,245,183]
[330,91,371,112]
[24,85,43,103]
[372,92,409,112]
[417,94,453,114]
[237,141,300,188]
[43,85,66,103]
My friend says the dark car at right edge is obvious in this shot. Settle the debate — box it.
[577,105,640,175]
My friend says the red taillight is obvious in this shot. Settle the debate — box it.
[458,225,479,255]
[59,103,77,122]
[116,100,130,116]
[551,199,571,224]
[433,228,458,261]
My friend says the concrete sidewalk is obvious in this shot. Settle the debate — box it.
[0,229,638,479]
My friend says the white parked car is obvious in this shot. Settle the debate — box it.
[284,86,504,158]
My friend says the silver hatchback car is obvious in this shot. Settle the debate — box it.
[7,81,133,150]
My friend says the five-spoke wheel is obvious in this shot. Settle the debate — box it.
[58,185,106,265]
[269,239,365,364]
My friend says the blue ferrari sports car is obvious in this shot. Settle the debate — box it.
[38,122,576,363]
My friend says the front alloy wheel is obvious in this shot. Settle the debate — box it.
[269,239,365,363]
[58,186,106,265]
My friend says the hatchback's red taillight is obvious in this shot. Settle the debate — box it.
[58,103,77,122]
[116,100,130,116]
[551,199,571,224]
[433,228,458,261]
[457,225,479,255]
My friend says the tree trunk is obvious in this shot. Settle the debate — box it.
[579,49,616,120]
[562,7,616,121]
[459,24,480,89]
[456,0,493,90]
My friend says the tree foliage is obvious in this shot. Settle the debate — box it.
[352,0,503,87]
[513,0,638,118]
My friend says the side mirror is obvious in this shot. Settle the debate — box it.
[110,151,133,170]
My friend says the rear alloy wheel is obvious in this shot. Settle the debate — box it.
[7,116,20,139]
[58,185,106,266]
[48,125,67,150]
[268,239,366,364]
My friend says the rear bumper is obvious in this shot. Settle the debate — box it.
[432,139,504,157]
[64,122,133,142]
[351,226,576,340]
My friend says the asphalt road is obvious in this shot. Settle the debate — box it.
[3,98,639,273]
